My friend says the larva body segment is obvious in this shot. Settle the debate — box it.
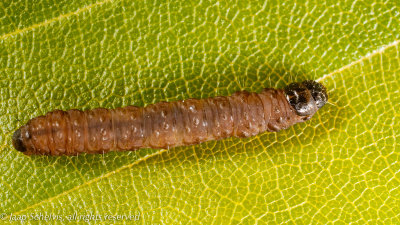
[12,80,328,156]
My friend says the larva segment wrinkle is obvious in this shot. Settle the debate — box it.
[12,80,328,156]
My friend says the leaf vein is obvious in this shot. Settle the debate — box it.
[0,0,114,41]
[6,149,168,217]
[317,39,400,83]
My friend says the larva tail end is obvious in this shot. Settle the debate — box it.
[302,80,328,109]
[12,128,27,153]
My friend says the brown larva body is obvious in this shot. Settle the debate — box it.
[12,80,328,156]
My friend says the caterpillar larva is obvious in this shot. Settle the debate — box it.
[12,80,328,156]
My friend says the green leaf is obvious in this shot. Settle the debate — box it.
[1,0,399,224]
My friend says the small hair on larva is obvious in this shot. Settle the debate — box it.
[12,80,328,156]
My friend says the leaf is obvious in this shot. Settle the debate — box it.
[1,0,399,223]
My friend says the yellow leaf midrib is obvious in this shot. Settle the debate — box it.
[5,149,167,218]
[317,40,400,83]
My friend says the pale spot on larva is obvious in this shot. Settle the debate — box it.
[161,110,167,118]
[244,112,249,120]
[163,122,169,129]
[24,130,30,139]
[74,120,79,126]
[242,131,250,137]
[193,118,200,126]
[189,105,196,112]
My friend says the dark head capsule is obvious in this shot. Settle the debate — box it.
[284,80,328,116]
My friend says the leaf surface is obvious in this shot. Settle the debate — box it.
[0,0,399,224]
